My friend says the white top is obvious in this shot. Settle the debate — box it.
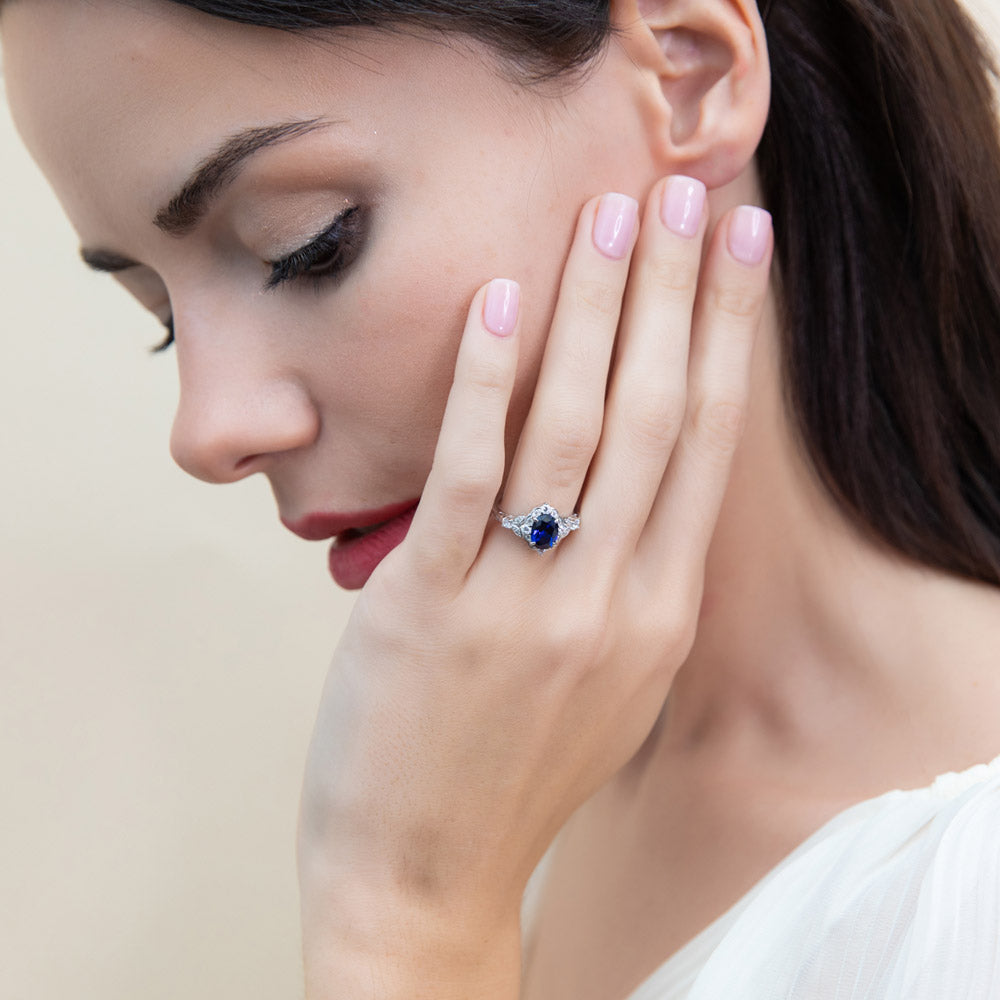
[522,755,1000,999]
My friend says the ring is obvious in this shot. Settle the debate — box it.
[493,503,580,553]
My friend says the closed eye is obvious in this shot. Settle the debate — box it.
[265,204,367,291]
[148,205,366,351]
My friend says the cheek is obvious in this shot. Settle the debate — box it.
[324,171,576,481]
[365,230,558,477]
[332,250,470,473]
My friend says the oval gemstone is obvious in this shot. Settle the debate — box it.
[529,512,559,550]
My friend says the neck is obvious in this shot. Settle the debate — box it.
[645,194,1000,793]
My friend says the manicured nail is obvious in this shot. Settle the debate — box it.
[593,193,638,260]
[727,206,772,266]
[483,279,520,337]
[661,176,706,238]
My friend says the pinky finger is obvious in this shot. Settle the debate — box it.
[642,207,772,589]
[405,279,521,588]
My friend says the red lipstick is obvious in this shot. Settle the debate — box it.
[282,499,419,589]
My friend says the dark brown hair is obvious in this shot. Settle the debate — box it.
[758,0,1000,588]
[9,0,1000,586]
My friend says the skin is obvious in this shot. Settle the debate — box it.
[5,1,1000,998]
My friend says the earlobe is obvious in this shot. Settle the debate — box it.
[613,0,770,189]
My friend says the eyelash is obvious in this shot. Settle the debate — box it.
[152,204,366,353]
[265,204,366,291]
[151,317,174,354]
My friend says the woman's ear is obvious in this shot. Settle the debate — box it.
[611,0,771,189]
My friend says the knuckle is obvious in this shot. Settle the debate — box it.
[545,606,610,672]
[465,355,511,398]
[670,591,703,649]
[638,592,698,659]
[442,463,495,514]
[624,387,685,452]
[554,412,602,457]
[648,252,699,295]
[541,415,602,482]
[709,281,762,322]
[678,601,705,656]
[628,584,696,652]
[689,393,747,457]
[663,615,699,667]
[574,278,622,322]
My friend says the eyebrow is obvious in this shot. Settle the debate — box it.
[80,116,330,268]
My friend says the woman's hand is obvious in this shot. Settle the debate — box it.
[298,177,773,999]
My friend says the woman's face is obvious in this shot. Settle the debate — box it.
[2,0,661,586]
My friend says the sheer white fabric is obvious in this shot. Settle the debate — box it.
[628,755,1000,999]
[522,756,1000,1000]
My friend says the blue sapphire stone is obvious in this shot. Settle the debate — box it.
[529,512,559,550]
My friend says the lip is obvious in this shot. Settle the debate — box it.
[282,499,420,542]
[282,498,420,590]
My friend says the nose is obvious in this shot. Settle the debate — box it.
[169,340,320,485]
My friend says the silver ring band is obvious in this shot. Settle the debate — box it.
[493,503,580,553]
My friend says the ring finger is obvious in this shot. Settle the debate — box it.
[498,192,639,529]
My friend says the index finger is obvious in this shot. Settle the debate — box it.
[402,279,522,589]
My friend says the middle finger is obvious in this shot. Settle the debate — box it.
[579,175,708,555]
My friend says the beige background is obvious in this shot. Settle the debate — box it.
[0,59,351,1000]
[2,4,999,999]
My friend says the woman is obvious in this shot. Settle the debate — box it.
[2,1,1000,998]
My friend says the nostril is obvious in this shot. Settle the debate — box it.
[234,454,262,474]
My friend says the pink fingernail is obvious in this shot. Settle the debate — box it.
[727,206,772,266]
[483,279,520,337]
[661,176,706,238]
[593,193,638,260]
